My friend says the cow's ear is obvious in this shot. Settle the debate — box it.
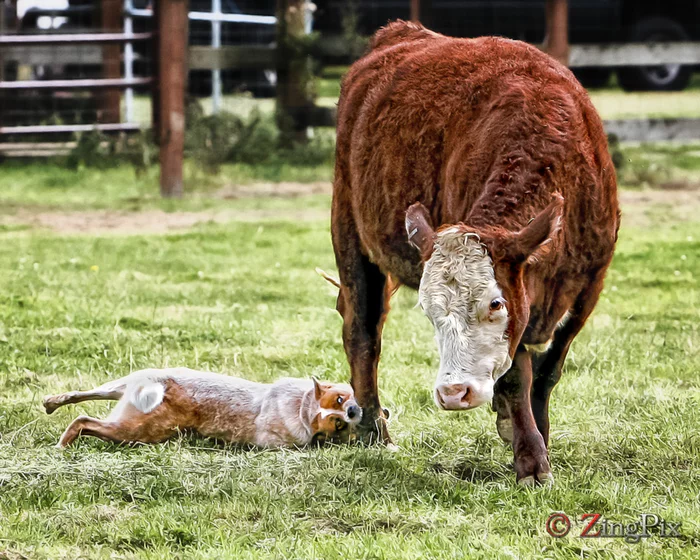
[497,194,564,264]
[405,202,436,260]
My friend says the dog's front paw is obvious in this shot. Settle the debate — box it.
[43,395,61,415]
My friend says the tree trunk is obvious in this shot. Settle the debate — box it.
[543,0,569,66]
[275,0,314,146]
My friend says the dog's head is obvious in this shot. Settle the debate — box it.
[310,378,361,444]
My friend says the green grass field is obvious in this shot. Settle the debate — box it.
[0,159,699,559]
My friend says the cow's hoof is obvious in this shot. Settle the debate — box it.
[355,410,393,446]
[539,471,555,486]
[496,417,513,443]
[517,471,554,487]
[514,443,552,486]
[518,475,536,487]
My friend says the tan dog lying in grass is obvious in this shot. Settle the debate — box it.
[43,368,362,448]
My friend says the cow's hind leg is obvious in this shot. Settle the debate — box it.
[493,393,514,444]
[531,273,606,446]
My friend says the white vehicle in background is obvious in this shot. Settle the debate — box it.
[17,0,68,30]
[12,0,98,80]
[314,0,700,91]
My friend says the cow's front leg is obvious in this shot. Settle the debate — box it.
[335,253,392,445]
[494,348,552,485]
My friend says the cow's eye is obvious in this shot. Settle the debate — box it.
[335,418,346,431]
[490,298,505,312]
[336,396,343,405]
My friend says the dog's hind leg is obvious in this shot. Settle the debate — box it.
[58,401,177,448]
[43,378,128,415]
[58,416,119,447]
[56,414,160,448]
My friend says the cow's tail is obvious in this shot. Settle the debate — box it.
[315,267,401,299]
[315,268,341,289]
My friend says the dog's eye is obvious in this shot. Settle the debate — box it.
[334,418,346,431]
[336,396,343,405]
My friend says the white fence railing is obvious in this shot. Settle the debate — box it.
[123,5,276,116]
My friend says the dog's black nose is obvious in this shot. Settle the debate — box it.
[347,405,360,419]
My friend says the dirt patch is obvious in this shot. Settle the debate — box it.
[1,183,697,235]
[657,180,700,191]
[1,207,329,235]
[214,181,331,199]
[619,189,700,228]
[0,181,333,235]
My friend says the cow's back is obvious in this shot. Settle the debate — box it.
[333,20,618,289]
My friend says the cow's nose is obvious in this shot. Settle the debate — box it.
[346,405,362,422]
[434,382,477,410]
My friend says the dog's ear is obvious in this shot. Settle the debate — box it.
[312,377,323,400]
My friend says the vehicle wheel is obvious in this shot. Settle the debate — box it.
[573,68,612,89]
[617,17,692,92]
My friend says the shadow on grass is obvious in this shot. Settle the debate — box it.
[431,459,509,483]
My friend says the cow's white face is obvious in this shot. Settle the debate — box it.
[418,228,512,411]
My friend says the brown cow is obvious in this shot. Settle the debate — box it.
[330,21,620,485]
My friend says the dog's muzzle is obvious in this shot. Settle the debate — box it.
[346,404,362,423]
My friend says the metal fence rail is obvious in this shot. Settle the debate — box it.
[0,32,153,44]
[0,123,142,134]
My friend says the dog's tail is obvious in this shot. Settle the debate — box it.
[127,382,166,414]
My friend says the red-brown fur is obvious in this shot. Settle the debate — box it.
[331,21,619,481]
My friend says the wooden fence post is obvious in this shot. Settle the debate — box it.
[151,0,160,134]
[275,0,313,146]
[99,0,122,123]
[0,4,4,134]
[543,0,569,66]
[157,0,188,198]
[410,0,432,27]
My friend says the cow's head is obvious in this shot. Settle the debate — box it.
[405,196,563,411]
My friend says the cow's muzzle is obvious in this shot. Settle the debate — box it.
[434,381,493,411]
